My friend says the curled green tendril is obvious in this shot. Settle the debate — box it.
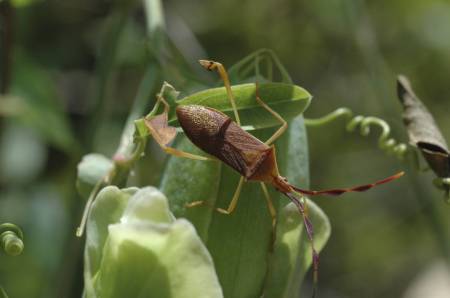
[304,108,408,159]
[0,223,24,256]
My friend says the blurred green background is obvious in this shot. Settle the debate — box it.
[0,0,449,297]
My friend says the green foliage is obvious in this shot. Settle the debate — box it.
[160,115,330,297]
[4,1,446,297]
[73,41,327,296]
[84,186,222,298]
[136,82,311,139]
[173,83,311,130]
[266,201,330,297]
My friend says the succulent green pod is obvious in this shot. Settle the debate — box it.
[84,186,223,298]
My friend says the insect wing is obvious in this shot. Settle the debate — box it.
[218,121,272,178]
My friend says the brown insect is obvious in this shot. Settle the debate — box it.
[145,60,404,297]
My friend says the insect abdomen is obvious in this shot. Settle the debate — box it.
[176,105,273,178]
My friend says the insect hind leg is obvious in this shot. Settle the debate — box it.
[186,176,245,215]
[216,176,245,215]
[254,83,288,145]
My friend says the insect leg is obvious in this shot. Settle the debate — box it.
[254,83,288,145]
[156,93,170,114]
[260,182,277,228]
[185,200,206,208]
[285,192,319,297]
[162,147,213,161]
[216,176,246,215]
[185,176,245,213]
[199,60,241,126]
[145,96,214,161]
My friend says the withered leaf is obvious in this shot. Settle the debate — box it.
[144,113,177,146]
[397,75,449,178]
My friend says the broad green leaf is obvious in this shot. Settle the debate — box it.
[263,116,331,297]
[168,83,311,130]
[265,200,331,297]
[85,186,222,298]
[160,115,330,298]
[158,144,221,240]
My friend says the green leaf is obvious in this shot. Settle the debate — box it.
[263,115,330,297]
[169,83,312,130]
[76,154,114,199]
[160,116,330,297]
[85,186,223,298]
[265,200,331,297]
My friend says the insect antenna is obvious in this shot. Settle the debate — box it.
[291,171,404,196]
[284,192,319,298]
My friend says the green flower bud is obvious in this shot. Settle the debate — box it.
[76,154,113,198]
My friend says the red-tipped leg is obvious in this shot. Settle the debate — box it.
[284,192,319,298]
[291,171,404,196]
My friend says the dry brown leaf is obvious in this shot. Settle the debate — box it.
[397,75,449,178]
[144,113,177,146]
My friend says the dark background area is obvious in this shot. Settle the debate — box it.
[0,0,449,297]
